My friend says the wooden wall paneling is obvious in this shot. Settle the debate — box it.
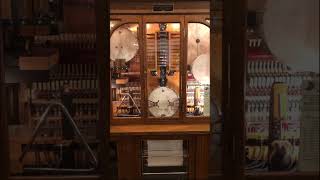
[116,136,140,179]
[188,136,196,179]
[95,0,110,178]
[33,0,49,14]
[18,0,32,19]
[1,0,12,19]
[195,135,210,179]
[64,1,96,33]
[110,1,210,14]
[0,22,10,180]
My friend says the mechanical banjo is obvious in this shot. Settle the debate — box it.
[148,23,179,118]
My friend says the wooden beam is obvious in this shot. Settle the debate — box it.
[1,0,12,19]
[0,22,10,180]
[195,135,210,179]
[222,0,247,179]
[117,137,140,179]
[95,0,110,178]
[221,0,233,179]
[230,0,247,179]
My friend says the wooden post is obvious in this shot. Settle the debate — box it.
[195,135,210,179]
[0,22,10,180]
[222,0,247,179]
[117,137,140,179]
[95,0,110,178]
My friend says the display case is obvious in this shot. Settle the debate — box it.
[110,15,211,124]
[109,14,214,180]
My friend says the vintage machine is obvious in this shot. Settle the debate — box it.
[109,13,215,179]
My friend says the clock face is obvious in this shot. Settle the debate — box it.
[148,87,179,117]
[110,27,139,62]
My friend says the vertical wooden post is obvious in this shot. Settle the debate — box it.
[95,0,110,178]
[231,0,247,179]
[117,137,140,179]
[195,135,210,179]
[223,0,247,179]
[0,22,10,180]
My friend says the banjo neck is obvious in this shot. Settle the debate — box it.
[157,23,169,87]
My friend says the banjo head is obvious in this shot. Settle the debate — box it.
[110,27,139,62]
[148,87,179,117]
[188,23,210,65]
[192,53,210,84]
[263,0,319,73]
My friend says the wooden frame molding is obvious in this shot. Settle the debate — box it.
[0,21,10,180]
[95,0,110,178]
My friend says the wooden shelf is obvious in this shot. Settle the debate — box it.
[110,123,210,136]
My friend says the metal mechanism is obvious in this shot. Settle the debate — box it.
[116,92,141,116]
[19,101,98,173]
[148,23,179,117]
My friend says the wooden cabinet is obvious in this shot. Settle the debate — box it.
[109,14,213,179]
[111,124,210,179]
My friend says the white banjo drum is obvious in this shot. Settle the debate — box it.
[148,24,179,118]
[263,0,319,73]
[148,87,179,117]
[188,23,210,65]
[110,27,139,62]
[192,53,210,85]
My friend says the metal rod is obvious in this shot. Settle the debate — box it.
[19,101,98,172]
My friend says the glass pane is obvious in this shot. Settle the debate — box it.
[3,0,100,176]
[186,23,210,117]
[110,23,141,118]
[146,23,180,118]
[245,0,319,173]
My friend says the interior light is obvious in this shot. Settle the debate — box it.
[171,23,180,31]
[110,22,115,29]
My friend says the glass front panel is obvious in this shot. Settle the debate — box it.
[186,23,210,116]
[146,23,180,118]
[110,23,141,118]
[245,0,319,173]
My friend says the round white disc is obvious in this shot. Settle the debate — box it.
[263,0,319,73]
[110,27,139,62]
[192,53,210,84]
[188,23,210,65]
[148,87,179,117]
